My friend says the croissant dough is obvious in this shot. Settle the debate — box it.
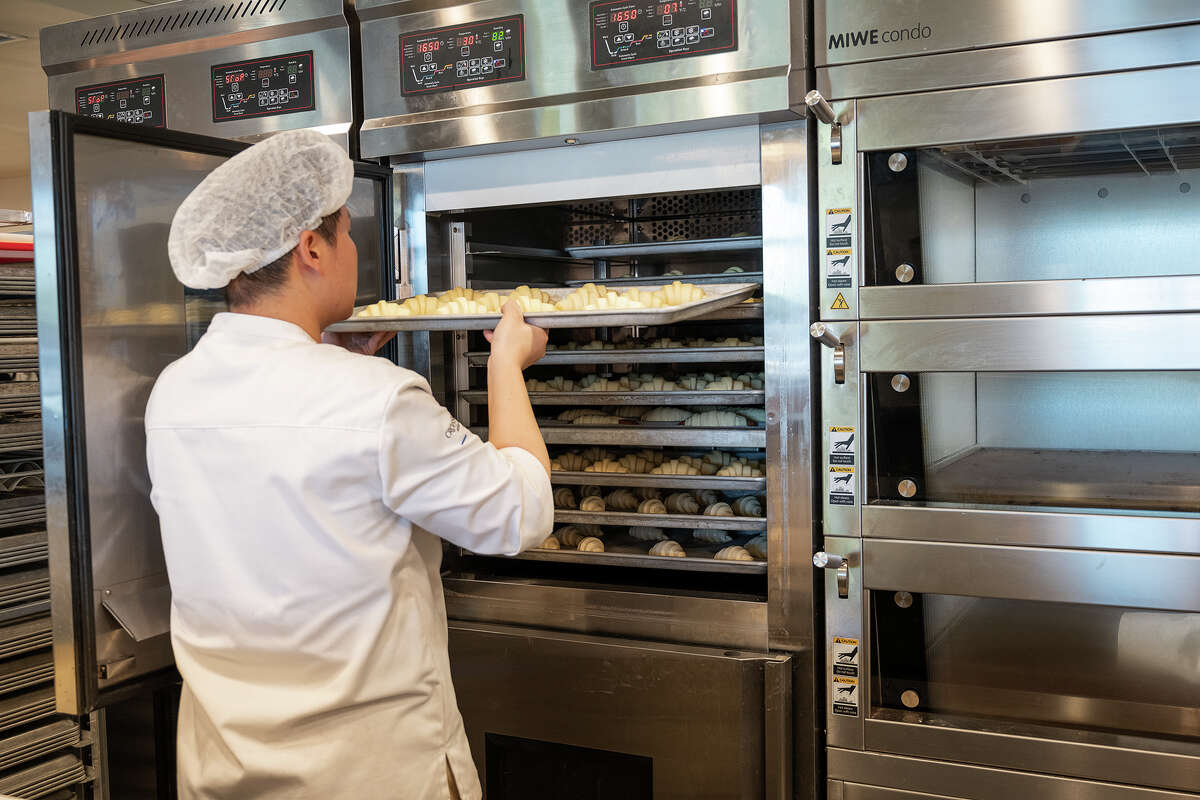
[651,459,701,476]
[665,493,701,514]
[629,526,668,541]
[716,461,765,478]
[641,407,692,424]
[577,536,605,553]
[695,489,722,508]
[581,485,604,498]
[606,489,640,511]
[684,410,748,428]
[715,545,754,562]
[553,487,577,509]
[579,495,607,512]
[550,452,588,472]
[692,529,732,544]
[745,534,768,560]
[650,540,686,558]
[538,535,561,550]
[637,498,667,515]
[704,502,734,517]
[585,459,629,473]
[731,496,764,517]
[571,413,622,426]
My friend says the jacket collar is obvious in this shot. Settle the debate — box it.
[207,312,316,344]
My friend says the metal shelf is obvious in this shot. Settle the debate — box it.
[507,546,765,574]
[555,509,766,530]
[467,345,765,367]
[0,211,31,229]
[0,686,55,733]
[0,719,79,772]
[466,242,588,264]
[485,426,767,448]
[566,236,763,259]
[550,471,766,492]
[566,271,762,287]
[463,389,763,406]
[694,302,763,321]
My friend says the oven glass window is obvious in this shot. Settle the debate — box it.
[862,125,1200,286]
[870,592,1200,744]
[485,733,652,800]
[865,370,1200,513]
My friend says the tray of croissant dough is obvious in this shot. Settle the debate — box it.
[326,281,759,332]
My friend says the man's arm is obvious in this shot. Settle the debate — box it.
[484,301,550,477]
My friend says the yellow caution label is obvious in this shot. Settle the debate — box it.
[831,292,850,310]
[831,426,854,433]
[830,466,854,474]
[833,637,858,646]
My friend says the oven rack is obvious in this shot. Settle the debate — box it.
[475,426,766,448]
[0,617,51,664]
[549,471,765,492]
[0,719,79,773]
[463,389,764,406]
[566,236,763,259]
[510,546,766,575]
[0,424,42,455]
[564,271,763,287]
[467,345,765,367]
[0,533,47,571]
[0,686,55,733]
[0,342,38,373]
[0,384,40,414]
[555,509,765,531]
[0,652,53,696]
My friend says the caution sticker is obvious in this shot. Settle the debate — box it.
[831,292,850,311]
[833,637,859,677]
[829,466,854,505]
[826,208,852,237]
[826,248,852,289]
[829,426,855,466]
[832,675,859,716]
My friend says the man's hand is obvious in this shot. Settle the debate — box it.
[321,329,397,355]
[484,300,547,370]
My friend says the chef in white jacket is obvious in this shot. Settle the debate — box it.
[145,130,553,800]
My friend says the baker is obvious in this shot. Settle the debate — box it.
[146,130,552,799]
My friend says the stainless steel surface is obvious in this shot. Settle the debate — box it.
[866,712,1200,795]
[815,0,1200,66]
[858,315,1200,373]
[550,471,766,492]
[566,236,763,259]
[856,65,1200,152]
[810,322,841,348]
[823,536,864,749]
[445,579,769,651]
[819,23,1200,101]
[41,0,354,146]
[889,374,910,393]
[0,616,52,661]
[507,547,767,575]
[862,505,1200,556]
[818,321,860,536]
[897,479,917,498]
[894,264,914,283]
[468,345,765,367]
[465,389,765,406]
[860,276,1200,320]
[0,719,79,772]
[805,90,838,125]
[813,552,846,570]
[899,690,920,709]
[828,748,1200,800]
[99,575,170,643]
[534,426,767,448]
[554,510,766,531]
[326,283,759,332]
[887,153,908,173]
[393,163,431,377]
[862,539,1200,612]
[818,100,857,319]
[358,0,807,159]
[764,658,794,800]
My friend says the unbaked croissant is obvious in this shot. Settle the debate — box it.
[605,489,640,511]
[585,459,629,473]
[641,407,692,424]
[745,534,768,560]
[581,485,604,498]
[618,454,654,474]
[731,496,764,517]
[684,410,748,427]
[579,447,611,463]
[635,487,662,500]
[650,540,686,558]
[557,409,594,422]
[704,502,734,517]
[715,545,754,561]
[638,498,667,515]
[613,406,649,419]
[538,535,561,550]
[716,461,765,478]
[553,487,577,509]
[695,489,722,507]
[692,529,732,544]
[665,493,701,514]
[556,525,604,547]
[704,451,738,467]
[577,536,605,553]
[551,452,588,472]
[572,413,622,426]
[636,376,678,392]
[650,459,701,476]
[629,526,668,541]
[579,495,606,512]
[737,408,767,425]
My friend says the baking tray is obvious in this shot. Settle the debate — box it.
[510,546,765,574]
[566,236,763,259]
[462,389,764,406]
[476,425,766,448]
[326,283,759,332]
[550,471,765,492]
[466,344,765,366]
[555,509,765,531]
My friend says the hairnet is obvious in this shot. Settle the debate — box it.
[167,130,354,290]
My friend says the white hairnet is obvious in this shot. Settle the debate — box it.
[167,130,354,290]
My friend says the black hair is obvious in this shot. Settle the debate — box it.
[225,208,343,308]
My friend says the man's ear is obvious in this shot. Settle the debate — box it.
[294,228,326,275]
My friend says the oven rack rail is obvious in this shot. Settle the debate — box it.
[507,546,766,574]
[474,426,766,448]
[462,389,764,407]
[563,271,763,287]
[466,345,765,367]
[549,471,765,492]
[554,509,765,531]
[566,236,763,259]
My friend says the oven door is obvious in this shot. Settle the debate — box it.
[821,536,1200,793]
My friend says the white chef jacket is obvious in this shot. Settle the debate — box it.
[144,312,553,800]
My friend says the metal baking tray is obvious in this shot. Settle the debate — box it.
[466,345,764,367]
[476,426,767,448]
[0,718,79,772]
[555,510,765,531]
[565,271,762,287]
[511,546,765,574]
[326,283,759,332]
[566,236,763,259]
[461,389,764,406]
[550,471,766,492]
[0,686,55,733]
[0,531,47,570]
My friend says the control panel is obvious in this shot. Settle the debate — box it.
[399,15,525,96]
[211,51,315,123]
[74,75,166,127]
[590,0,737,69]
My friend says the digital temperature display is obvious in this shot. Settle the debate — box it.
[590,0,737,70]
[399,15,526,96]
[211,51,315,123]
[74,75,166,127]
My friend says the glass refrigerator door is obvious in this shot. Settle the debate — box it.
[30,110,392,714]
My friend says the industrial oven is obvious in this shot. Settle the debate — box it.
[34,0,820,797]
[809,2,1200,799]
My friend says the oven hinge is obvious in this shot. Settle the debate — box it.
[805,90,843,165]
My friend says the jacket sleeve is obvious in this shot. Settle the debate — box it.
[378,376,553,555]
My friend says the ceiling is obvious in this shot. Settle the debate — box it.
[0,0,174,185]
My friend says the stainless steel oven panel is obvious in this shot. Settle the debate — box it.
[860,276,1200,321]
[864,712,1200,796]
[444,578,769,651]
[448,621,792,800]
[863,540,1200,613]
[818,23,1200,101]
[815,0,1200,68]
[828,748,1200,800]
[358,0,807,159]
[863,505,1200,557]
[40,0,353,146]
[856,64,1200,153]
[822,536,864,750]
[858,315,1200,374]
[816,101,858,320]
[816,322,861,535]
